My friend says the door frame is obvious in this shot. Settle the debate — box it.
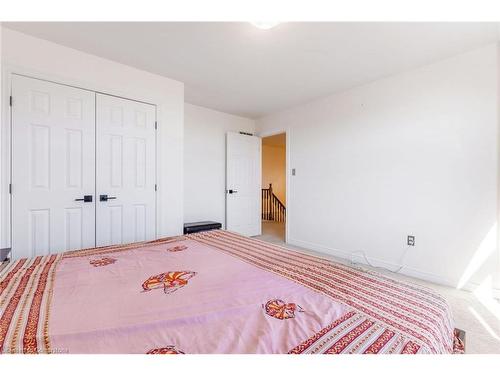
[258,128,289,244]
[1,68,159,255]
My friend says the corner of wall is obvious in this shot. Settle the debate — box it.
[0,23,4,248]
[496,41,500,290]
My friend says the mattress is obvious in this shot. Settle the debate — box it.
[0,230,457,354]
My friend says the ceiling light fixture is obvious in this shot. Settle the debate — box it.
[250,22,280,30]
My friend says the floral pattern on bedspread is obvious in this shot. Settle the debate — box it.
[89,257,117,267]
[147,346,185,354]
[264,299,304,320]
[142,271,197,294]
[167,245,188,252]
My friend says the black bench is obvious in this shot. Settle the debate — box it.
[183,221,222,234]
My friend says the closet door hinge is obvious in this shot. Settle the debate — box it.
[155,121,158,130]
[9,96,12,107]
[9,183,12,194]
[155,184,157,191]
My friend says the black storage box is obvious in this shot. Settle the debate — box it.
[184,221,222,234]
[0,248,11,262]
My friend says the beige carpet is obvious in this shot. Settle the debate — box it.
[256,221,500,354]
[259,221,286,244]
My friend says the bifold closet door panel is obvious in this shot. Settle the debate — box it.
[11,75,96,259]
[96,94,156,247]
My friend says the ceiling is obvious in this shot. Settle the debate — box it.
[4,22,500,118]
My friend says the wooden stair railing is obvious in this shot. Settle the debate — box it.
[261,183,286,222]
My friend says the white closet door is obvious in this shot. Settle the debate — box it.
[96,94,156,247]
[11,75,96,259]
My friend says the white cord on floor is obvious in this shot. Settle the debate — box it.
[349,246,411,274]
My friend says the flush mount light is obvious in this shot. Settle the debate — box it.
[250,22,280,30]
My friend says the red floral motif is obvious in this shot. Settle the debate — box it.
[167,245,188,252]
[89,257,117,267]
[264,299,303,320]
[142,271,197,294]
[147,346,184,354]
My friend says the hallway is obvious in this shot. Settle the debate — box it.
[260,132,286,245]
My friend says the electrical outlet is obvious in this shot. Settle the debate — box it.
[407,235,415,246]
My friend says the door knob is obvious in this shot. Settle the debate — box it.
[75,195,93,202]
[100,194,117,202]
[227,189,238,194]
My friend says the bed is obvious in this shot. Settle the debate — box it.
[0,230,461,354]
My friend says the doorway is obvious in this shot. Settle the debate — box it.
[260,133,286,243]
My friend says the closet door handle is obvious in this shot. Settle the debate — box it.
[100,195,117,202]
[75,195,93,202]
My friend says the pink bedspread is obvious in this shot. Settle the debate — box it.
[0,230,456,354]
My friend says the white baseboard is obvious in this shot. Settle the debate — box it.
[287,237,456,288]
[494,289,500,299]
[287,237,500,300]
[462,281,500,299]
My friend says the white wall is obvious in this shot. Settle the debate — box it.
[184,103,255,226]
[0,28,185,250]
[0,25,3,251]
[257,44,500,291]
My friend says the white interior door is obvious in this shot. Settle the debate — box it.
[226,132,261,236]
[11,75,96,259]
[96,94,156,247]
